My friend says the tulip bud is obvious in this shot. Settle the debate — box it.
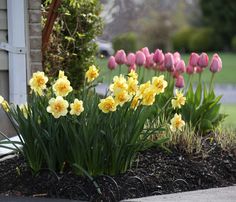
[210,54,222,73]
[173,52,181,66]
[198,52,209,68]
[186,65,195,75]
[141,47,150,57]
[145,53,155,68]
[153,49,164,65]
[172,70,180,79]
[175,75,185,89]
[196,66,204,73]
[126,53,136,66]
[108,56,117,70]
[135,51,146,66]
[175,60,185,73]
[164,52,174,72]
[189,52,199,67]
[128,64,137,72]
[115,50,126,65]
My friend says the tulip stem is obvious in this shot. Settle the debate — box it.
[119,65,121,75]
[209,73,215,92]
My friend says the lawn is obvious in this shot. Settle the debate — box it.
[96,52,236,85]
[221,104,236,126]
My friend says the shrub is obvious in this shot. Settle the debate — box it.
[112,32,138,53]
[42,0,103,89]
[231,36,236,52]
[172,27,195,52]
[188,28,223,52]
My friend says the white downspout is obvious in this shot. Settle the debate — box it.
[7,0,27,105]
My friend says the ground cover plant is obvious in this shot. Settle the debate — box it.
[0,48,235,201]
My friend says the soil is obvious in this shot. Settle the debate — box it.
[0,146,236,201]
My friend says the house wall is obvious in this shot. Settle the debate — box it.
[0,0,42,139]
[0,0,12,139]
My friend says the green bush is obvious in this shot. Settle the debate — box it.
[42,0,103,89]
[231,36,236,52]
[188,28,223,52]
[112,32,138,53]
[172,27,195,52]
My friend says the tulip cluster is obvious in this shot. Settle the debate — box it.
[108,48,222,90]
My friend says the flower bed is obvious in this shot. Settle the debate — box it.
[0,48,235,201]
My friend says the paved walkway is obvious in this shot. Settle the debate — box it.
[96,84,236,104]
[123,186,236,202]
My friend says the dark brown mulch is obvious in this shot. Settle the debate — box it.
[0,146,236,201]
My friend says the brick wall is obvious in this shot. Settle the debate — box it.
[28,0,42,74]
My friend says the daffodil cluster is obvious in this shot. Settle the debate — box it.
[98,70,168,113]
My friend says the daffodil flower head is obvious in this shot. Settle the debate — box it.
[109,74,128,93]
[58,70,67,79]
[29,71,48,95]
[141,87,156,106]
[138,81,151,98]
[170,113,185,132]
[1,100,10,112]
[19,103,29,119]
[171,89,186,109]
[127,77,139,96]
[47,96,69,118]
[128,70,138,80]
[85,65,99,82]
[130,96,140,110]
[70,99,84,116]
[152,75,168,94]
[114,90,130,106]
[53,77,73,97]
[0,95,4,104]
[98,96,117,113]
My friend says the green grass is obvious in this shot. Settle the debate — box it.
[96,52,236,85]
[220,104,236,127]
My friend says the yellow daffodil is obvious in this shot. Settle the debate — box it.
[47,96,69,118]
[85,65,99,82]
[114,90,130,106]
[109,74,128,94]
[171,90,186,109]
[19,104,29,119]
[152,75,168,94]
[128,70,138,80]
[70,99,84,116]
[138,81,151,97]
[130,96,140,110]
[58,70,67,79]
[170,113,185,132]
[98,96,117,113]
[127,77,138,95]
[0,95,4,104]
[53,78,73,97]
[141,87,156,106]
[29,71,48,95]
[1,100,9,112]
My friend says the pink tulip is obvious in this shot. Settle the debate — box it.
[164,52,174,72]
[145,53,155,68]
[198,52,209,68]
[172,70,180,79]
[129,64,137,72]
[173,52,181,66]
[196,66,204,73]
[189,52,199,67]
[158,63,166,72]
[108,56,117,70]
[153,49,164,65]
[126,53,136,66]
[175,75,185,89]
[210,54,222,73]
[175,60,185,73]
[115,50,126,65]
[135,51,146,66]
[186,65,195,75]
[141,47,150,57]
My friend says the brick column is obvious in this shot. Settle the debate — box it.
[28,0,42,74]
